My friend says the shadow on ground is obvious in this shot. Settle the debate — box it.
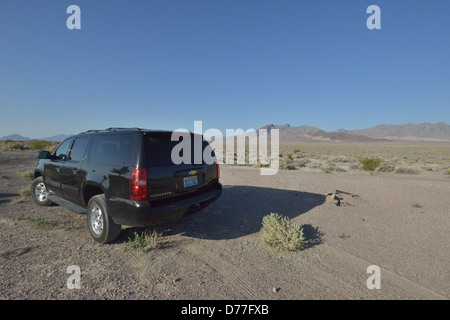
[121,186,325,246]
[0,193,19,204]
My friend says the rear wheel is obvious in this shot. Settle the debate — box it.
[86,194,121,243]
[31,176,53,206]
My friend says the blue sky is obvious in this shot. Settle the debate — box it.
[0,0,449,138]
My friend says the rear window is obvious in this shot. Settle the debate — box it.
[144,132,214,166]
[89,134,136,166]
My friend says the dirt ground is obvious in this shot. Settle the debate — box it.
[0,149,448,300]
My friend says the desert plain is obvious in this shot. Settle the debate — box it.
[0,141,449,300]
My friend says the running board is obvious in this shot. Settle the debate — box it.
[48,195,87,214]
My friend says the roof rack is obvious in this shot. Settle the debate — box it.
[104,127,143,131]
[79,128,144,134]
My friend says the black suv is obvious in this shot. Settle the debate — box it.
[31,128,222,243]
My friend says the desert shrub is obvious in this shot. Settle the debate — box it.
[18,186,31,197]
[123,230,163,252]
[1,141,26,151]
[376,162,395,173]
[260,213,305,252]
[28,140,49,150]
[308,162,322,169]
[20,171,34,181]
[395,167,420,174]
[335,156,352,163]
[255,161,270,168]
[296,159,310,167]
[279,160,296,170]
[337,232,350,240]
[18,215,49,226]
[358,156,384,171]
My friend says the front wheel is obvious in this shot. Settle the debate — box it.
[31,176,53,206]
[86,194,121,244]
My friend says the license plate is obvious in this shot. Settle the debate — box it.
[183,176,198,188]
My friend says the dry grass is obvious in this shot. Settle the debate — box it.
[0,140,59,152]
[219,141,450,176]
[123,230,164,252]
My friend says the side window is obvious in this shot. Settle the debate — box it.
[89,134,135,166]
[68,137,90,162]
[54,138,74,161]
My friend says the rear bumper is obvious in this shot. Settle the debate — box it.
[107,183,222,227]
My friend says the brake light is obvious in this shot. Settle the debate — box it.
[129,167,147,201]
[217,163,220,181]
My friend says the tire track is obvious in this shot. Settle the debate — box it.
[319,243,447,299]
[185,242,260,299]
[288,251,362,299]
[120,250,161,286]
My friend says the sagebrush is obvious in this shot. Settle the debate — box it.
[123,230,163,252]
[358,156,384,171]
[260,213,305,252]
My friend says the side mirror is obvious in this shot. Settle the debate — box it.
[38,151,52,160]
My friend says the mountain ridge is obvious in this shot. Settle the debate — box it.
[1,122,449,142]
[260,122,450,142]
[346,122,450,140]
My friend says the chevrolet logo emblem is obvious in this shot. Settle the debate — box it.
[189,170,197,175]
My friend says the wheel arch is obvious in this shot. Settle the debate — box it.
[82,183,105,207]
[34,170,43,179]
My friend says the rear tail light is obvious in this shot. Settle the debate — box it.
[129,167,147,201]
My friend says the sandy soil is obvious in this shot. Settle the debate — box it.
[0,150,448,300]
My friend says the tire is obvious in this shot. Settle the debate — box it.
[86,194,121,244]
[31,176,53,206]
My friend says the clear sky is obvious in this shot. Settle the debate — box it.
[0,0,449,138]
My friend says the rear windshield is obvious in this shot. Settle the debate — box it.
[144,132,214,166]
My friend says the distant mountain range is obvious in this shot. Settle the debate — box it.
[0,134,73,142]
[260,122,450,142]
[344,122,450,141]
[1,122,449,143]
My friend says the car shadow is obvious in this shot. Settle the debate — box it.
[120,186,325,246]
[0,193,19,204]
